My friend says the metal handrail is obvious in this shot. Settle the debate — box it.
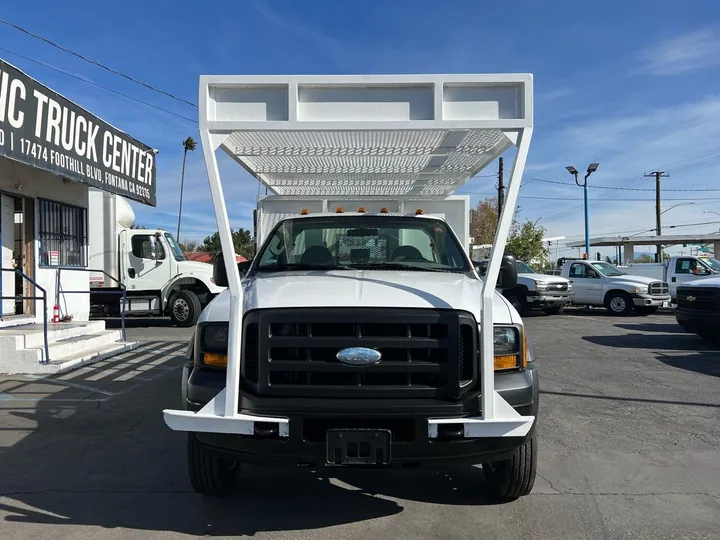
[55,267,127,341]
[1,268,50,363]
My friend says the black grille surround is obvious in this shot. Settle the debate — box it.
[676,286,720,311]
[546,282,568,292]
[240,308,479,401]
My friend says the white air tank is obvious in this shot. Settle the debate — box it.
[116,196,135,228]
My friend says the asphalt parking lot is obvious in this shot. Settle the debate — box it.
[0,311,718,540]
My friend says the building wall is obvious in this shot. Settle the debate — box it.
[0,157,90,322]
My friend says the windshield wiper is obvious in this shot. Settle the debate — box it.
[352,262,452,273]
[258,263,353,272]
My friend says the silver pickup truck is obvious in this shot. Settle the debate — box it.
[474,259,574,315]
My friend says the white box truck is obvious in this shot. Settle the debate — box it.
[88,189,224,326]
[163,73,539,501]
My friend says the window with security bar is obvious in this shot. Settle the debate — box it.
[38,199,88,267]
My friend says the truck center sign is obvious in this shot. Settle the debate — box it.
[0,58,156,206]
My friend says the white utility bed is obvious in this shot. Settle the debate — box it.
[164,74,535,438]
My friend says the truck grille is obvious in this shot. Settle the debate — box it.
[240,308,478,400]
[548,282,568,292]
[676,287,719,311]
[649,282,669,296]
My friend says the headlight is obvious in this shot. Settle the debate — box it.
[633,287,648,294]
[199,323,229,368]
[492,326,526,371]
[535,281,548,291]
[567,282,573,290]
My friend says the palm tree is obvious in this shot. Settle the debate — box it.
[177,136,197,241]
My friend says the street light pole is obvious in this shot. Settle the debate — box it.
[566,163,599,259]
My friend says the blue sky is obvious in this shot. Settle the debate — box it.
[2,0,720,258]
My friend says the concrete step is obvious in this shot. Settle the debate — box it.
[36,340,139,375]
[26,321,108,349]
[46,329,124,359]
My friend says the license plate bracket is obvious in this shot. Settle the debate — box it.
[326,429,391,466]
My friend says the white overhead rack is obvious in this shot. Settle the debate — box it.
[201,74,532,198]
[164,73,535,438]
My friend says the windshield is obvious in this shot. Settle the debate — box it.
[516,261,536,274]
[164,233,186,262]
[256,216,470,273]
[699,257,720,272]
[590,261,625,276]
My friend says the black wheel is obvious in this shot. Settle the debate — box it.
[187,434,238,496]
[482,432,537,501]
[505,291,529,316]
[543,306,566,315]
[169,290,202,327]
[605,292,634,316]
[634,306,658,316]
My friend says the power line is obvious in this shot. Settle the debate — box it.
[0,17,197,108]
[528,177,720,192]
[0,47,197,124]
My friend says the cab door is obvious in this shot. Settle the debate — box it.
[568,262,602,304]
[670,258,710,299]
[124,232,172,292]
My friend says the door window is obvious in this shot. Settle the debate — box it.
[675,258,696,274]
[570,263,599,278]
[131,235,165,260]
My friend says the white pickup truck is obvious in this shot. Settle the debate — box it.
[559,259,670,315]
[474,259,574,315]
[620,256,720,302]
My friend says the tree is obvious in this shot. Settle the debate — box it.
[203,228,255,259]
[505,219,548,264]
[634,254,654,263]
[176,136,197,242]
[470,197,499,245]
[179,240,200,253]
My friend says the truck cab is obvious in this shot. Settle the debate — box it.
[560,259,671,315]
[621,256,720,302]
[163,73,538,501]
[88,190,224,326]
[474,258,574,315]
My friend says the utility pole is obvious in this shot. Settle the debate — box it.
[645,171,670,262]
[497,157,504,225]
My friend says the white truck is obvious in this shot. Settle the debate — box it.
[620,255,720,302]
[474,259,574,315]
[163,74,539,501]
[88,189,224,326]
[559,259,670,315]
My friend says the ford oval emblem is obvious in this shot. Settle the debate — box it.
[336,347,382,366]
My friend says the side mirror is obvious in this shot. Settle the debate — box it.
[213,253,253,288]
[148,237,160,261]
[498,254,518,289]
[237,259,252,277]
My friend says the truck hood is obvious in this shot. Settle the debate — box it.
[603,274,662,286]
[200,270,516,324]
[678,276,720,288]
[519,272,569,284]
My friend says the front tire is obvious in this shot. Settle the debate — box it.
[505,291,529,316]
[482,432,537,501]
[605,292,634,316]
[169,290,202,327]
[187,434,238,496]
[634,306,658,316]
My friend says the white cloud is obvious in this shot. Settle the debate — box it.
[637,27,720,76]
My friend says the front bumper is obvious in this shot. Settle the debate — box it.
[165,364,538,468]
[526,291,574,307]
[675,308,720,331]
[632,293,671,307]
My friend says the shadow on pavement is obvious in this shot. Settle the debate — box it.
[614,322,685,334]
[656,351,720,378]
[0,341,503,537]
[582,332,719,352]
[541,389,720,408]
